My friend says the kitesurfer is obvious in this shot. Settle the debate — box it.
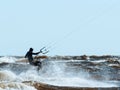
[25,48,42,68]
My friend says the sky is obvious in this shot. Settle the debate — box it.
[0,0,120,56]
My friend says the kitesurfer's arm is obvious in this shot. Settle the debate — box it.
[25,52,28,58]
[32,51,41,55]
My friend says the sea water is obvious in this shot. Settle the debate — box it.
[0,56,119,90]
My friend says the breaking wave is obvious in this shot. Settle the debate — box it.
[0,56,120,89]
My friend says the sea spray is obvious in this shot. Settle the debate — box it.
[40,60,90,78]
[19,69,40,82]
[0,57,119,88]
[0,56,16,63]
[39,60,66,77]
[0,70,17,82]
[0,82,37,90]
[37,60,118,87]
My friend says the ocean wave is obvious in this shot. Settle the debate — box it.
[0,56,120,90]
[0,56,17,63]
[0,82,36,90]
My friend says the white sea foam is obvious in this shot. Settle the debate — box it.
[0,87,4,90]
[36,60,117,87]
[19,69,40,82]
[0,57,119,89]
[0,70,17,82]
[0,56,17,63]
[40,77,117,87]
[0,82,36,90]
[90,59,106,63]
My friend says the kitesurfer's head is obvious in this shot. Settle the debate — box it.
[29,48,33,51]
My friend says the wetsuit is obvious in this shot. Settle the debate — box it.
[25,51,40,65]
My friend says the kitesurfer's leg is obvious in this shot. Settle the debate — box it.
[37,61,41,70]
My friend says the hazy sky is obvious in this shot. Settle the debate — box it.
[0,0,120,56]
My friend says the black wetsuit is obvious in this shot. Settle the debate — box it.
[25,51,41,66]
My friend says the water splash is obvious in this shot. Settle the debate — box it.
[0,56,17,63]
[0,82,36,90]
[0,57,119,88]
[36,60,118,87]
[0,70,17,82]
